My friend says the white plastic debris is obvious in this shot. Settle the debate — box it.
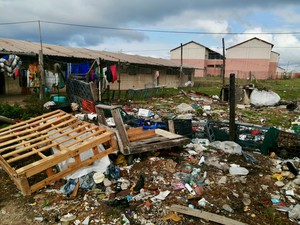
[210,141,242,155]
[289,204,300,220]
[198,198,208,207]
[229,164,249,175]
[184,183,196,195]
[121,214,130,225]
[222,204,234,213]
[138,108,153,117]
[82,216,90,225]
[198,156,205,165]
[218,176,227,184]
[60,213,76,223]
[250,89,280,106]
[151,190,171,201]
[176,103,195,113]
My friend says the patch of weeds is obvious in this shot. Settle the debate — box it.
[43,199,50,207]
[263,207,276,221]
[0,103,25,118]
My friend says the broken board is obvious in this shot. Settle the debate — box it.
[170,204,248,225]
[0,110,117,195]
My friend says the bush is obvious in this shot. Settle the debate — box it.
[0,103,26,119]
[0,94,49,120]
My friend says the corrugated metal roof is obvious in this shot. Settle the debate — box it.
[0,38,196,68]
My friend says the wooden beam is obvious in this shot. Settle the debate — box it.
[128,129,156,142]
[170,204,248,225]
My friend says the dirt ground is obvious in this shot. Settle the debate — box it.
[0,92,299,224]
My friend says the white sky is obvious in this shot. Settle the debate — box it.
[1,0,300,71]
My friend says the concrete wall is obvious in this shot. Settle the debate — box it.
[171,42,206,59]
[225,39,278,79]
[171,42,224,78]
[226,39,272,59]
[4,75,22,95]
[108,70,191,90]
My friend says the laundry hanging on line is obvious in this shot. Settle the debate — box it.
[105,64,117,83]
[0,55,22,77]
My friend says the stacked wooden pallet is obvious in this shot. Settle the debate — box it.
[0,110,117,195]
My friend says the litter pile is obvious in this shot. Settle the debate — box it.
[1,138,299,224]
[1,89,300,224]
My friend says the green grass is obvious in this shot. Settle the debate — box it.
[193,77,300,101]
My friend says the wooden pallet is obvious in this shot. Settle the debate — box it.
[95,104,190,155]
[0,110,117,195]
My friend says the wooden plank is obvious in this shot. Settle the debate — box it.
[0,110,68,137]
[128,138,190,154]
[168,120,175,133]
[0,115,77,147]
[111,108,130,147]
[62,127,107,148]
[127,127,144,136]
[14,174,31,196]
[95,108,108,126]
[0,155,17,176]
[16,131,114,177]
[95,104,121,110]
[70,181,80,197]
[129,129,156,142]
[30,146,116,193]
[155,128,183,139]
[6,142,57,163]
[0,110,64,133]
[170,204,248,225]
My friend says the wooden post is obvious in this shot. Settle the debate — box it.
[38,50,45,100]
[118,60,121,100]
[222,38,226,85]
[38,21,45,100]
[229,73,236,141]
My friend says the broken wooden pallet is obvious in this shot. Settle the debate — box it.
[0,110,118,195]
[95,104,190,155]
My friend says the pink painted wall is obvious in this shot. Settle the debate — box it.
[173,58,223,77]
[225,58,272,79]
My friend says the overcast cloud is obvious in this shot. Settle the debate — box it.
[1,0,300,70]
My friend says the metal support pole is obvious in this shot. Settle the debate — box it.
[222,38,226,85]
[38,21,45,99]
[229,73,236,141]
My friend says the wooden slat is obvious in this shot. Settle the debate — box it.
[30,146,116,193]
[170,204,248,225]
[2,123,103,158]
[127,127,144,136]
[0,113,73,142]
[0,116,78,148]
[155,128,183,139]
[0,110,64,133]
[111,108,130,147]
[16,131,114,177]
[62,127,107,148]
[128,129,156,142]
[0,110,68,137]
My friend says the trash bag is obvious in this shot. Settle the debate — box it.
[250,89,280,106]
[60,179,77,195]
[106,164,120,180]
